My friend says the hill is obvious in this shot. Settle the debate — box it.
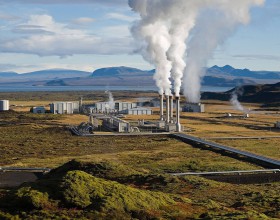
[91,66,153,78]
[0,69,91,83]
[208,65,280,80]
[201,82,280,106]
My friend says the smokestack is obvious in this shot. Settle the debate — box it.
[159,94,164,121]
[166,95,170,123]
[175,96,181,132]
[169,95,173,123]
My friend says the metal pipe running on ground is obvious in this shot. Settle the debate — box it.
[170,169,280,176]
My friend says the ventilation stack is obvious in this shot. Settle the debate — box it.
[175,96,181,132]
[159,94,164,121]
[166,95,170,123]
[169,95,173,123]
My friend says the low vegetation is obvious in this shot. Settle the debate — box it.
[0,92,279,219]
[0,160,279,219]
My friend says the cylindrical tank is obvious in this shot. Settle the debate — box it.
[0,100,9,111]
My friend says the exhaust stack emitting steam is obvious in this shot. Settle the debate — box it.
[129,0,265,100]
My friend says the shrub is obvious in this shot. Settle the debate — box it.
[15,187,50,209]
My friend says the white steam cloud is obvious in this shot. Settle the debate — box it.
[105,90,115,109]
[230,89,249,113]
[129,0,265,99]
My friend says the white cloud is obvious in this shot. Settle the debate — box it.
[72,17,95,25]
[106,13,136,22]
[0,14,132,57]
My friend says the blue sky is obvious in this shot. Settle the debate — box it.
[0,0,279,73]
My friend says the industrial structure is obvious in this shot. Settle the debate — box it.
[32,106,46,114]
[50,102,79,114]
[0,100,9,111]
[90,101,153,116]
[92,102,137,114]
[125,107,152,115]
[158,94,182,132]
[102,116,131,133]
[183,103,205,113]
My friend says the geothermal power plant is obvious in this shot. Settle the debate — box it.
[159,94,181,132]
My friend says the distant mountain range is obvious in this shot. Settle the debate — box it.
[0,65,279,87]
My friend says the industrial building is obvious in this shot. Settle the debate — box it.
[93,102,137,114]
[32,106,46,114]
[94,102,115,113]
[125,107,153,115]
[182,103,205,113]
[0,100,9,111]
[50,102,79,114]
[102,116,131,133]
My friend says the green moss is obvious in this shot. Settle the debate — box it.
[60,170,186,212]
[15,187,50,209]
[0,211,20,220]
[50,159,139,181]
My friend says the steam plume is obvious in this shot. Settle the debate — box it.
[105,90,115,109]
[129,0,265,100]
[230,89,249,113]
[183,0,265,102]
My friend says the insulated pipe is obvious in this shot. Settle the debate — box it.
[169,95,173,123]
[166,95,170,123]
[159,95,164,121]
[176,97,181,132]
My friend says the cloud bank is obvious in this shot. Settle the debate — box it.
[0,14,132,57]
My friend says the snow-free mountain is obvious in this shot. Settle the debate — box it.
[0,65,279,87]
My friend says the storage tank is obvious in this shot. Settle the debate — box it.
[0,100,9,111]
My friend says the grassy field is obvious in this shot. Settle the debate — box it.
[0,111,262,172]
[0,91,279,219]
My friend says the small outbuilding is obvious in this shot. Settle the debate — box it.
[32,106,46,114]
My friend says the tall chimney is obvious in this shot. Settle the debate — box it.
[175,97,181,132]
[169,95,173,123]
[159,94,164,121]
[166,95,170,123]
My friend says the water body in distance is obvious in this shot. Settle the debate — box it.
[0,85,233,93]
